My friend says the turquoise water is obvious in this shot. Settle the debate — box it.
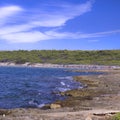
[0,67,101,109]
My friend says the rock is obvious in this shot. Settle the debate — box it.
[41,104,50,110]
[0,109,11,115]
[85,116,92,120]
[50,104,61,109]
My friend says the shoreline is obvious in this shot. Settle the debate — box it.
[0,68,120,119]
[0,62,120,70]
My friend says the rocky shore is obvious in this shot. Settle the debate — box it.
[0,67,120,119]
[0,62,120,70]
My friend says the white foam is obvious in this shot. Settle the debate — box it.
[38,103,45,108]
[60,82,66,86]
[65,76,73,80]
[57,76,73,80]
[58,88,70,92]
[28,99,38,106]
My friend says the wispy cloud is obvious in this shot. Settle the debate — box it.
[0,5,23,26]
[26,0,93,27]
[76,29,120,38]
[0,6,23,19]
[1,31,51,43]
[0,0,94,43]
[1,29,120,43]
[2,0,119,43]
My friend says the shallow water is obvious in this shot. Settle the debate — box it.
[0,67,101,109]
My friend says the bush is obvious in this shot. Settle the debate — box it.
[112,113,120,120]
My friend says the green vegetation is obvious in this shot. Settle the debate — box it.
[111,113,120,120]
[0,50,120,65]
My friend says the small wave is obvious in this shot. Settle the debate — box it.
[60,82,66,86]
[38,103,45,108]
[28,99,39,107]
[67,85,70,87]
[58,87,71,92]
[78,86,83,89]
[60,82,70,87]
[65,76,73,80]
[57,76,73,80]
[28,102,45,108]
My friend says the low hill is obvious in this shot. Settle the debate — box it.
[0,50,120,65]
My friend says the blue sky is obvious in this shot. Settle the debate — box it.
[0,0,120,50]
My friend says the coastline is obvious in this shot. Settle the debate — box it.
[0,62,120,70]
[0,66,120,119]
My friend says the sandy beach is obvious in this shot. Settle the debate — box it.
[0,66,120,119]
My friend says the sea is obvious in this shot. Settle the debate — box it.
[0,66,101,109]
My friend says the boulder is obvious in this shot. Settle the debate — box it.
[0,109,11,115]
[50,104,61,109]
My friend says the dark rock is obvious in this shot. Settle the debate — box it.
[0,109,11,115]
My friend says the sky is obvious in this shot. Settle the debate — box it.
[0,0,120,50]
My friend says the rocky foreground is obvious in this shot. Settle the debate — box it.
[0,69,120,120]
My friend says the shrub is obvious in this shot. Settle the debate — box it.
[112,113,120,120]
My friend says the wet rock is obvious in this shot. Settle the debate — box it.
[0,109,11,115]
[41,104,51,110]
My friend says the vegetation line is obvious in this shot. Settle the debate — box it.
[0,50,120,65]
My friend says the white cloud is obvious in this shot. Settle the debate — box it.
[0,0,119,44]
[30,18,67,27]
[45,29,120,40]
[1,31,51,43]
[0,24,33,35]
[23,0,93,27]
[1,29,120,43]
[0,6,23,18]
[0,1,93,27]
[0,1,94,43]
[76,29,120,38]
[4,1,119,43]
[0,6,23,26]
